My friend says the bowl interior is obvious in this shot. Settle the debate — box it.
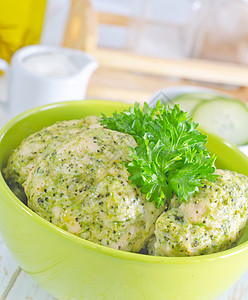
[1,99,248,254]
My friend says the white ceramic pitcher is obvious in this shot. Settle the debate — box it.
[0,45,98,117]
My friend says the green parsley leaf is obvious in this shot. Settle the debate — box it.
[101,102,218,207]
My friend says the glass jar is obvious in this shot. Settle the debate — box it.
[192,0,248,64]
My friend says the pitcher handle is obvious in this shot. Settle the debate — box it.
[0,58,9,73]
[0,58,9,103]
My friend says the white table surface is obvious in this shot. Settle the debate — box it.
[1,78,248,300]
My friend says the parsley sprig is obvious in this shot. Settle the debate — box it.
[101,102,218,207]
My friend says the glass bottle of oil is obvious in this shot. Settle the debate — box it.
[0,0,47,62]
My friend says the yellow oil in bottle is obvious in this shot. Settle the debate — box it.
[0,0,47,62]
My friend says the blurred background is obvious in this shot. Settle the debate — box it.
[2,0,248,63]
[1,0,248,104]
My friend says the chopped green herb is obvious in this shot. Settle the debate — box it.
[101,101,218,206]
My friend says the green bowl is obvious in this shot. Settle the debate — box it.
[0,100,248,300]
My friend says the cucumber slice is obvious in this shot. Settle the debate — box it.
[173,92,218,101]
[169,98,203,115]
[170,93,219,115]
[192,98,248,146]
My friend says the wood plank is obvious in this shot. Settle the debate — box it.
[87,68,248,103]
[87,85,149,103]
[0,236,20,298]
[91,48,248,87]
[217,270,248,300]
[88,68,184,92]
[97,12,186,29]
[4,270,56,300]
[98,12,129,27]
[0,236,55,300]
[63,0,98,51]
